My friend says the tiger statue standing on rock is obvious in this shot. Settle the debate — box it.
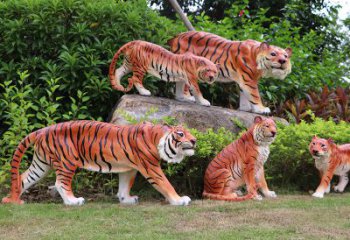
[309,136,350,198]
[168,31,292,114]
[203,116,277,201]
[109,40,220,106]
[2,121,196,206]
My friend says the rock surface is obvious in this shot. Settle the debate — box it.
[109,94,288,133]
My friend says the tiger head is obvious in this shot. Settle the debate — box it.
[253,116,277,145]
[196,58,220,84]
[309,136,334,159]
[158,125,197,163]
[256,42,292,80]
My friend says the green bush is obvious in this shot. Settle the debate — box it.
[268,118,350,191]
[0,0,184,186]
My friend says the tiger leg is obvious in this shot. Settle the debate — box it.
[313,167,336,198]
[114,61,131,88]
[239,90,252,112]
[139,166,191,206]
[20,153,51,195]
[334,174,349,193]
[238,81,270,114]
[203,169,237,198]
[243,162,262,200]
[54,164,84,206]
[131,68,151,96]
[117,169,138,204]
[188,79,210,106]
[175,82,195,102]
[257,168,276,198]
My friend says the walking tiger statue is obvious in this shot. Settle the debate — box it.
[168,31,292,114]
[2,121,196,206]
[309,136,350,198]
[203,116,277,201]
[109,40,220,106]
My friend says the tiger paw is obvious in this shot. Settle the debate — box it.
[176,95,195,102]
[119,195,139,205]
[264,191,277,198]
[170,196,191,206]
[64,197,85,206]
[333,186,344,193]
[252,106,271,115]
[198,99,211,107]
[253,194,263,201]
[138,88,151,96]
[312,192,324,198]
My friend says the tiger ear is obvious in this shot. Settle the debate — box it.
[328,138,334,144]
[285,47,292,57]
[312,135,318,140]
[259,42,270,51]
[254,116,263,124]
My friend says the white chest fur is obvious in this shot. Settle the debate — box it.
[314,156,329,171]
[258,145,270,164]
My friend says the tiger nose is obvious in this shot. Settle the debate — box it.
[190,139,196,146]
[209,76,214,82]
[279,59,286,64]
[313,150,319,155]
[271,131,276,137]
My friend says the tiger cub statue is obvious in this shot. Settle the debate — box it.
[309,136,350,198]
[109,40,220,106]
[203,116,277,201]
[2,121,196,206]
[168,31,292,114]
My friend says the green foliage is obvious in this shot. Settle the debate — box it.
[268,118,350,191]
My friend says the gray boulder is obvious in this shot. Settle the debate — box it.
[109,94,288,133]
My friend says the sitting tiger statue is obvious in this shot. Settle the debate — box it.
[309,136,350,198]
[203,116,277,201]
[109,40,220,106]
[168,31,292,114]
[2,121,196,206]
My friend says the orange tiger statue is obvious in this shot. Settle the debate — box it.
[203,116,277,201]
[309,136,350,198]
[168,31,292,114]
[109,40,220,106]
[2,121,196,206]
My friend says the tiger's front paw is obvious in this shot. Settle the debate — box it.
[264,191,277,198]
[119,195,139,205]
[312,191,324,198]
[333,186,344,193]
[170,196,191,206]
[198,99,211,107]
[253,194,263,201]
[252,105,271,115]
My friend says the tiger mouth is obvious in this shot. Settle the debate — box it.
[182,146,195,150]
[271,66,285,70]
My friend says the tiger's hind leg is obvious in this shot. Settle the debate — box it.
[334,174,349,193]
[117,170,138,204]
[204,169,237,197]
[131,67,151,96]
[175,82,195,102]
[54,163,84,206]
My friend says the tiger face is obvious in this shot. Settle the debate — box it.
[253,116,277,144]
[256,42,292,80]
[309,136,332,158]
[158,125,197,163]
[197,59,220,84]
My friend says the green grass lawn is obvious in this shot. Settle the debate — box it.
[1,193,350,240]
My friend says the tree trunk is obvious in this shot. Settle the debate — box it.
[167,0,195,31]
